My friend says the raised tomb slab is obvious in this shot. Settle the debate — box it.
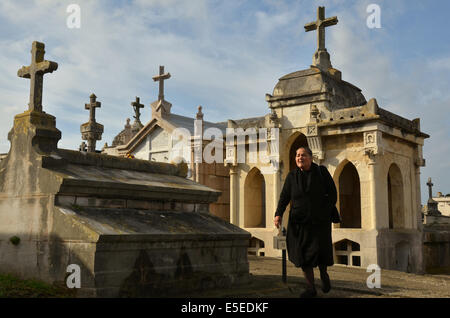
[0,41,250,297]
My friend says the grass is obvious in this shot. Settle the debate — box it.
[0,273,76,298]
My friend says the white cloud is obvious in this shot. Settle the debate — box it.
[0,0,448,203]
[327,1,450,202]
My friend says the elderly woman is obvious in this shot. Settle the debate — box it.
[274,146,337,298]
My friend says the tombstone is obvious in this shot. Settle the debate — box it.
[0,41,250,297]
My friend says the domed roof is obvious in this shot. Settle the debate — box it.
[267,66,367,110]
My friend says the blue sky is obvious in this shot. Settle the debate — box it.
[0,0,448,204]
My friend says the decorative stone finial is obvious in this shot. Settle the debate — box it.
[269,108,278,124]
[196,105,204,120]
[310,104,320,122]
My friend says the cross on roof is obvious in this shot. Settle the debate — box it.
[427,177,434,200]
[131,96,144,122]
[17,41,58,112]
[304,6,338,52]
[85,93,101,122]
[152,66,171,101]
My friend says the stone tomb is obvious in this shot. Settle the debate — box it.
[0,41,250,297]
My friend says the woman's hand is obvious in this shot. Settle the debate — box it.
[274,216,282,228]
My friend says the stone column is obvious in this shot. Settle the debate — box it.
[364,131,385,230]
[272,167,281,226]
[414,165,422,230]
[367,152,380,230]
[414,144,426,230]
[229,166,238,226]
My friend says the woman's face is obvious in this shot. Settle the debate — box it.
[296,148,312,170]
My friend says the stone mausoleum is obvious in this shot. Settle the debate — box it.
[104,7,429,272]
[227,7,429,273]
[105,7,431,273]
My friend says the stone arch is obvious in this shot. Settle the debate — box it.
[387,163,405,229]
[286,132,308,172]
[335,161,361,228]
[333,239,361,267]
[333,158,350,181]
[244,167,266,228]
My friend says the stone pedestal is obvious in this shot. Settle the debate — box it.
[81,121,104,153]
[313,49,332,71]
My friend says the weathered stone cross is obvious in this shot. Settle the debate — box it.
[85,93,101,122]
[81,93,103,153]
[17,41,58,112]
[427,177,434,200]
[152,66,171,101]
[131,96,144,122]
[304,6,338,52]
[425,177,441,216]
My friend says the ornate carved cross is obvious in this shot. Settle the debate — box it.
[304,6,338,52]
[17,41,58,112]
[152,66,171,101]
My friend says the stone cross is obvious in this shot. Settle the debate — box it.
[131,96,144,122]
[85,93,101,122]
[17,41,58,112]
[152,66,171,101]
[427,177,434,200]
[304,6,338,52]
[426,177,441,216]
[81,93,103,153]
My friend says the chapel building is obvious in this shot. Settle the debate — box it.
[104,7,429,273]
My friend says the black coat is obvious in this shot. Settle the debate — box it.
[275,163,337,224]
[275,163,337,268]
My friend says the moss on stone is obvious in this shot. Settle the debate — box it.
[0,273,76,298]
[9,236,20,246]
